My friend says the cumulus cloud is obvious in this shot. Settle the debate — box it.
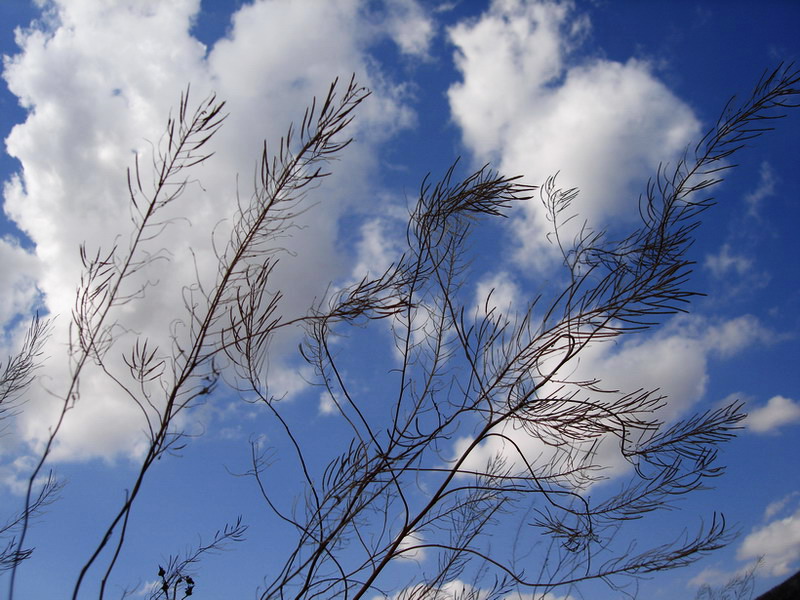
[0,236,40,330]
[447,0,701,271]
[691,495,800,586]
[382,0,436,57]
[351,217,405,281]
[697,314,775,358]
[452,313,770,484]
[395,529,426,562]
[738,502,800,576]
[474,270,520,318]
[747,395,800,434]
[0,0,422,462]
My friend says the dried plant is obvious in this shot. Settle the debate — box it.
[694,560,761,600]
[0,314,50,424]
[0,315,59,574]
[248,64,799,599]
[4,64,799,600]
[139,517,247,600]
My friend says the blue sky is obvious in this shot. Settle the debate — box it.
[0,1,798,599]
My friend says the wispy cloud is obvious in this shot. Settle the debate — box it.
[701,161,779,299]
[744,161,777,218]
[764,491,800,520]
[704,243,753,279]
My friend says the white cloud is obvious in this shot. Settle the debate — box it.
[704,243,753,279]
[689,565,734,588]
[687,561,760,591]
[453,330,707,487]
[1,0,416,462]
[747,395,800,434]
[448,0,580,159]
[0,236,40,329]
[764,491,800,520]
[452,313,769,485]
[656,314,774,359]
[319,391,337,416]
[383,0,436,57]
[447,0,701,271]
[738,503,800,576]
[134,580,159,597]
[744,161,776,218]
[382,579,479,600]
[0,455,42,495]
[382,579,572,600]
[474,270,520,318]
[351,217,404,281]
[699,314,774,358]
[395,529,426,562]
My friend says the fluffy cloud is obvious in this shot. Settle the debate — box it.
[695,314,774,358]
[395,529,427,562]
[747,395,800,434]
[319,391,338,416]
[447,0,700,270]
[351,217,405,281]
[440,0,773,486]
[382,0,436,57]
[738,503,800,576]
[0,237,40,331]
[690,495,800,587]
[474,270,520,318]
[452,313,771,484]
[0,0,422,463]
